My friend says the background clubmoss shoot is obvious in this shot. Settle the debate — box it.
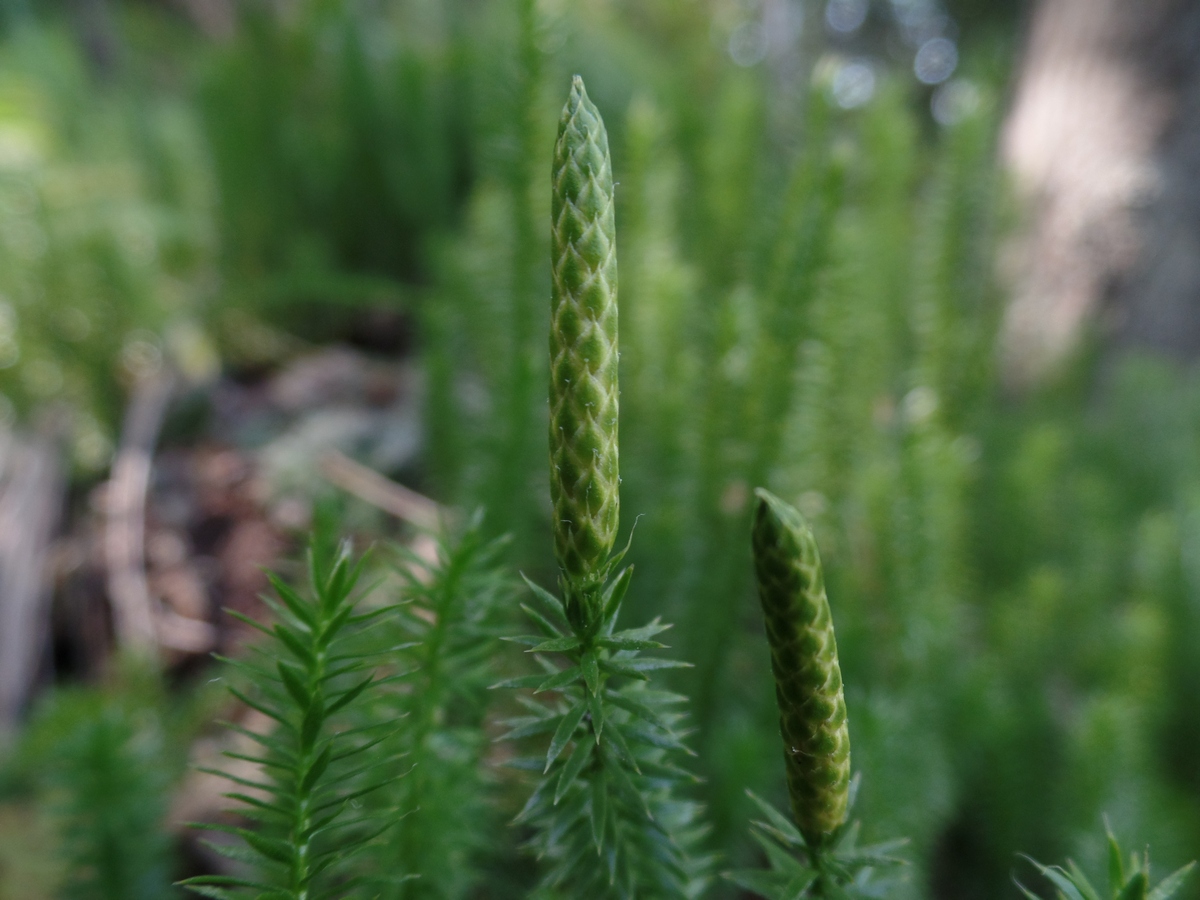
[751,488,851,846]
[549,74,620,591]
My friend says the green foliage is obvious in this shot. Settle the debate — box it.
[259,4,1200,891]
[182,541,402,900]
[362,512,514,900]
[198,0,464,311]
[1017,824,1195,900]
[16,668,179,900]
[0,23,214,464]
[10,3,1200,899]
[421,0,551,555]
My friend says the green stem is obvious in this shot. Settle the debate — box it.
[291,633,328,898]
[487,0,543,550]
[392,563,462,900]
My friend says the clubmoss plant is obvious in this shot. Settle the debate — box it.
[181,539,403,900]
[475,0,549,560]
[22,678,176,900]
[365,512,514,900]
[729,489,904,898]
[498,75,710,899]
[1017,824,1195,900]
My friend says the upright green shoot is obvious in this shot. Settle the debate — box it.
[499,75,710,898]
[366,513,513,900]
[1017,823,1194,900]
[22,678,177,900]
[181,541,402,900]
[729,489,903,899]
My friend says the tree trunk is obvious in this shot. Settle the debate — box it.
[0,427,64,742]
[1000,0,1200,383]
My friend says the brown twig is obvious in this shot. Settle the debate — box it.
[319,449,443,531]
[105,371,175,656]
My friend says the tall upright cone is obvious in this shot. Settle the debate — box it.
[751,488,851,846]
[549,76,619,590]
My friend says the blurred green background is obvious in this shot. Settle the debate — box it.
[3,0,1200,898]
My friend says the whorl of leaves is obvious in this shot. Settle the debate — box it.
[1017,823,1194,900]
[496,558,712,899]
[725,784,906,900]
[181,541,402,900]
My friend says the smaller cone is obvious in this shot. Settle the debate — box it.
[751,488,851,846]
